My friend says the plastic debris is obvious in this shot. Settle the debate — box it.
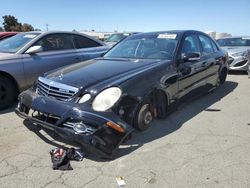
[116,176,126,187]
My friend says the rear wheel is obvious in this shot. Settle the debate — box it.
[134,100,153,131]
[0,76,17,110]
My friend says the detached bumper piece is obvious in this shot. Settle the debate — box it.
[15,90,134,158]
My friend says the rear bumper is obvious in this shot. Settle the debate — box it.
[15,90,134,158]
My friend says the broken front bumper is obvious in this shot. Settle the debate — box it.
[15,89,134,158]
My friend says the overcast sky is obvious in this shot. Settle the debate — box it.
[1,0,250,35]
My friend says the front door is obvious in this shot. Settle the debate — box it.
[177,34,208,98]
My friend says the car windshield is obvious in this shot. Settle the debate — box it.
[217,37,250,47]
[105,34,126,42]
[0,33,40,53]
[104,33,178,60]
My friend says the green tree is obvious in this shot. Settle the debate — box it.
[0,27,3,31]
[21,23,34,32]
[2,15,37,32]
[2,15,20,31]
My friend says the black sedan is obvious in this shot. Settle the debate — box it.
[16,30,228,158]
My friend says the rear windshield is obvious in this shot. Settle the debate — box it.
[217,37,250,47]
[0,33,40,53]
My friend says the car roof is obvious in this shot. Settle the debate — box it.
[218,36,250,39]
[21,30,106,45]
[0,32,18,36]
[129,30,205,38]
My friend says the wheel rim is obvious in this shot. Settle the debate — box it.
[138,104,153,128]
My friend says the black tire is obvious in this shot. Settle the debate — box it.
[0,75,17,110]
[134,100,153,131]
[155,91,168,119]
[219,68,227,85]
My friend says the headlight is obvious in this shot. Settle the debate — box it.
[232,51,248,57]
[92,87,122,111]
[78,93,91,104]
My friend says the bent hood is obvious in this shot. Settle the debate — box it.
[45,58,165,88]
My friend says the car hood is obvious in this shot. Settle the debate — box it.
[221,46,250,55]
[45,57,166,88]
[0,52,16,61]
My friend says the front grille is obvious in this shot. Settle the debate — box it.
[235,60,248,67]
[36,77,79,101]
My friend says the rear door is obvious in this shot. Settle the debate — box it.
[22,33,79,87]
[198,34,221,86]
[73,34,108,61]
[177,33,208,97]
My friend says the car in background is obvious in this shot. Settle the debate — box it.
[0,31,109,110]
[0,32,18,41]
[16,30,228,157]
[217,36,250,71]
[105,32,138,46]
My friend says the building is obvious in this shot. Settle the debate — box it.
[205,31,232,39]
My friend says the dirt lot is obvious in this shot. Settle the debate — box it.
[0,74,250,188]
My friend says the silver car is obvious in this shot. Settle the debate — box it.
[0,31,109,110]
[217,36,250,71]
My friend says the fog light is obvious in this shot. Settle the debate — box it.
[73,123,87,134]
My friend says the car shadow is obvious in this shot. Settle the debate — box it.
[228,70,248,75]
[0,102,17,115]
[115,81,238,159]
[22,81,238,161]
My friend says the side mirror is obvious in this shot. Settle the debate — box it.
[182,52,201,62]
[25,45,43,54]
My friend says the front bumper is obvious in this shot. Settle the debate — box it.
[15,90,134,158]
[228,55,249,71]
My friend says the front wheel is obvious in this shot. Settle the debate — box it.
[0,76,17,110]
[218,68,227,85]
[134,101,153,131]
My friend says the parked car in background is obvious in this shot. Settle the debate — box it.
[0,31,109,110]
[217,36,250,71]
[105,32,138,46]
[16,30,228,158]
[0,32,18,41]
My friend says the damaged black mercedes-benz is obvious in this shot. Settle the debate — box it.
[16,30,228,158]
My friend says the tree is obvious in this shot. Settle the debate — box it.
[2,15,37,32]
[21,23,34,32]
[10,23,22,32]
[2,15,20,31]
[0,27,3,31]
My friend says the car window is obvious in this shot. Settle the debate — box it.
[198,35,214,55]
[73,35,101,49]
[211,40,218,52]
[217,38,250,47]
[105,33,178,60]
[181,35,201,55]
[0,33,40,53]
[105,34,126,42]
[34,34,74,52]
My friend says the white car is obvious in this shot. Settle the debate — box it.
[217,36,250,71]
